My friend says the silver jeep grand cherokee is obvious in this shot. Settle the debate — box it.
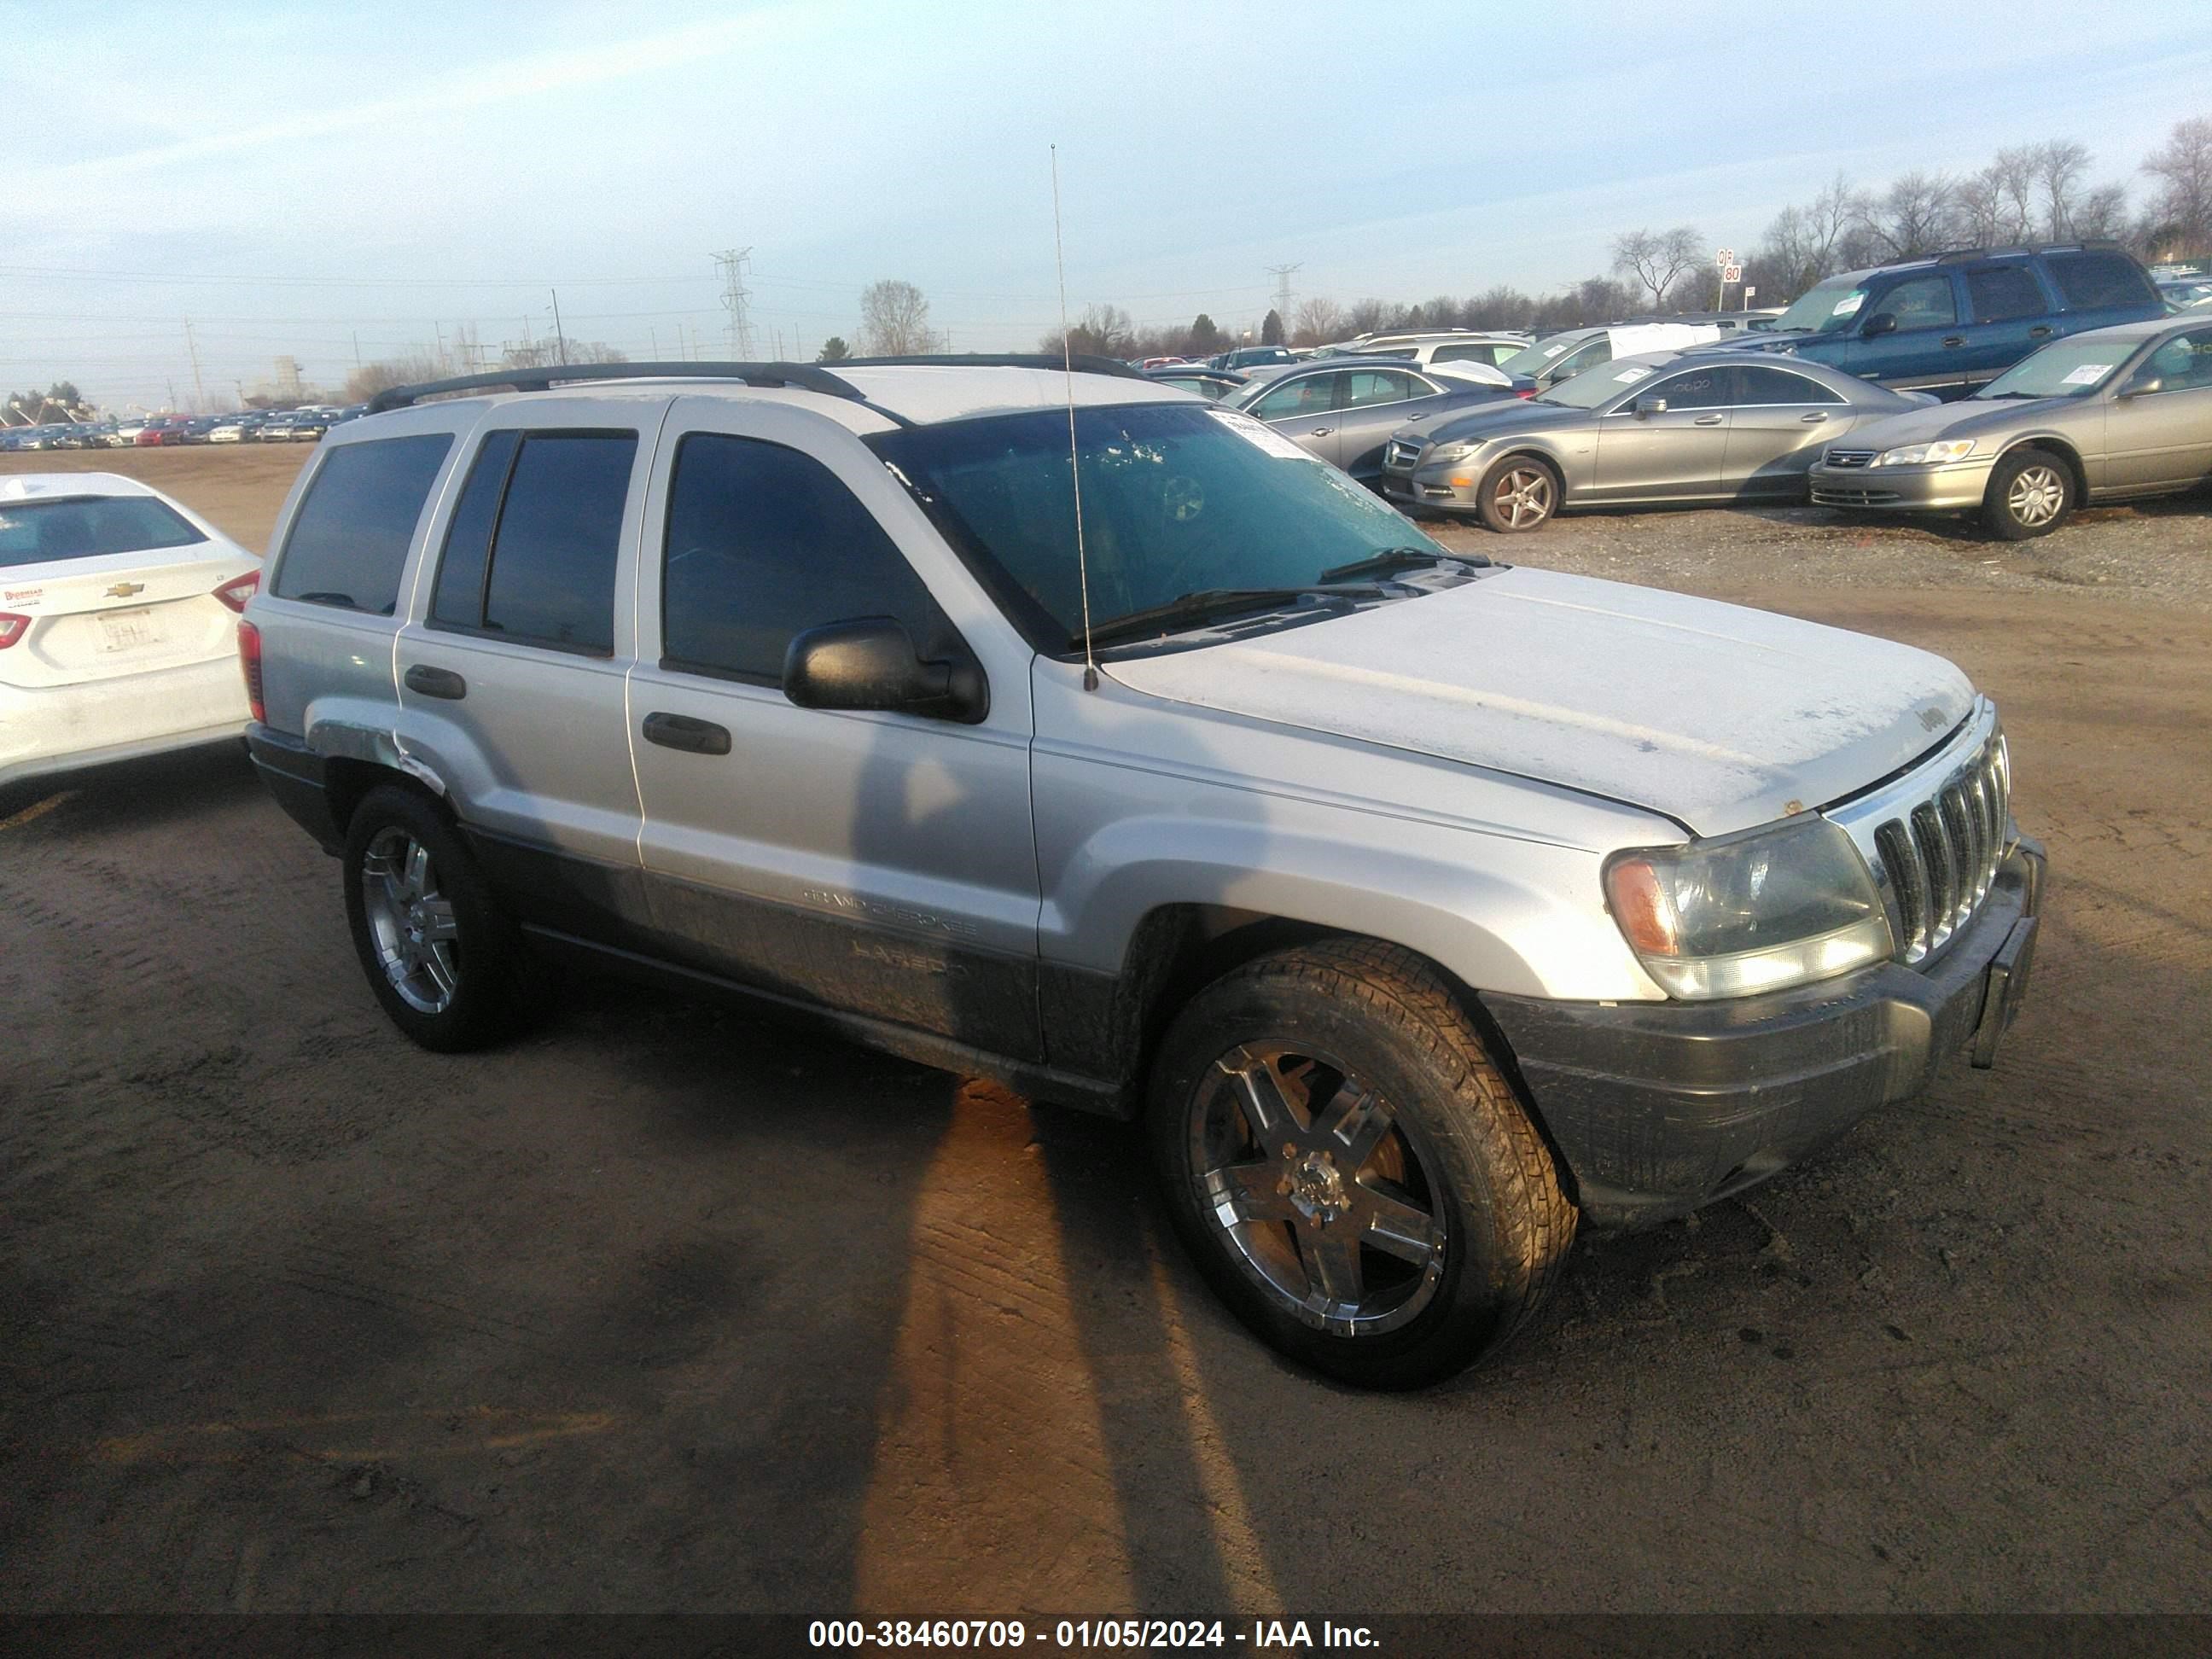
[241,355,2045,1388]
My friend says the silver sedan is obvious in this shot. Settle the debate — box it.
[1380,351,1929,532]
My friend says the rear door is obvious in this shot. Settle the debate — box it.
[1959,261,2058,390]
[1333,369,1450,480]
[1592,363,1732,499]
[1246,370,1348,465]
[626,399,1043,1061]
[394,405,655,940]
[1719,365,1853,497]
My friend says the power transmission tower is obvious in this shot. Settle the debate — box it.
[1265,263,1301,329]
[713,247,756,358]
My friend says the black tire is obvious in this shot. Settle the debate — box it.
[1147,940,1576,1388]
[1474,454,1560,533]
[341,783,531,1052]
[1982,445,2074,540]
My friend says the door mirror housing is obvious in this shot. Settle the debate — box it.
[1632,394,1668,418]
[783,618,989,725]
[1860,312,1900,339]
[2117,374,2164,399]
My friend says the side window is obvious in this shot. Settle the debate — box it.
[1550,340,1609,380]
[429,430,637,655]
[1432,343,1487,364]
[271,434,454,615]
[1250,374,1339,420]
[1342,370,1420,408]
[2046,253,2157,311]
[2144,329,2212,391]
[1873,275,1959,331]
[1650,367,1734,410]
[661,434,953,686]
[1732,365,1845,405]
[1967,265,2047,323]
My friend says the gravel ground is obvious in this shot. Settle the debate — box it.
[2,449,2207,1622]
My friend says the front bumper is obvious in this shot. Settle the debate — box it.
[1485,838,2046,1229]
[1809,458,1994,512]
[1381,469,1483,515]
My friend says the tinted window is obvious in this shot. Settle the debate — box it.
[1343,370,1422,408]
[1649,366,1732,409]
[1249,374,1339,420]
[429,429,519,629]
[0,496,207,569]
[1873,275,1958,330]
[661,434,950,684]
[272,434,452,614]
[2047,252,2157,311]
[1968,265,2047,323]
[1733,365,1845,405]
[1432,342,1500,364]
[2141,328,2212,391]
[451,432,635,654]
[1555,339,1612,379]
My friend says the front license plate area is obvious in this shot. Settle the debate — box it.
[1970,915,2038,1069]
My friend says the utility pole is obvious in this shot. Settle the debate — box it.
[712,248,755,358]
[183,321,207,410]
[352,331,363,373]
[550,288,568,365]
[1265,263,1301,332]
[650,326,659,360]
[434,323,447,374]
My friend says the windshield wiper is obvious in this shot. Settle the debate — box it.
[1083,584,1387,649]
[1318,547,1485,584]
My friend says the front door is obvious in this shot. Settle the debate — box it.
[1592,364,1731,500]
[2103,327,2212,492]
[1247,371,1348,467]
[1854,271,1970,397]
[626,398,1044,1062]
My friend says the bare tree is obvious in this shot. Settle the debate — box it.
[500,339,626,370]
[2033,139,2093,240]
[1342,297,1391,336]
[2142,115,2212,259]
[858,279,934,356]
[1611,225,1705,308]
[342,351,444,403]
[1290,295,1346,346]
[1037,303,1135,359]
[2073,182,2131,242]
[1859,171,1959,259]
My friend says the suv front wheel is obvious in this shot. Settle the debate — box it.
[1147,940,1576,1388]
[341,784,532,1051]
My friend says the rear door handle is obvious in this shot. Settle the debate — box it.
[1941,335,1965,348]
[1799,411,1829,423]
[1693,413,1725,426]
[642,712,731,756]
[403,664,466,700]
[2028,325,2053,338]
[1308,426,1333,436]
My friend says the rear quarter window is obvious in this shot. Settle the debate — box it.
[271,434,455,614]
[2046,253,2157,311]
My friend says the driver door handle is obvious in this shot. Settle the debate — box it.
[1693,413,1725,426]
[403,664,466,700]
[2028,324,2053,338]
[642,712,731,756]
[1799,411,1829,423]
[1941,335,1965,348]
[1308,426,1333,436]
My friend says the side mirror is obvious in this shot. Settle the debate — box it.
[1633,394,1668,418]
[2117,374,2163,399]
[1860,313,1900,339]
[783,618,989,725]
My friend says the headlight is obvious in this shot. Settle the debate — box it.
[1604,817,1894,999]
[1425,442,1476,463]
[1871,439,1976,467]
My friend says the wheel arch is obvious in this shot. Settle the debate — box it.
[1994,434,2087,503]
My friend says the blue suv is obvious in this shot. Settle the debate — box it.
[1710,243,2163,400]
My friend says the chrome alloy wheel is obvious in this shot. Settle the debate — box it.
[1491,466,1554,528]
[360,827,461,1015]
[1187,1044,1449,1336]
[2006,463,2066,527]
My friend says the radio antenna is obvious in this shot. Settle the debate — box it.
[1051,144,1099,692]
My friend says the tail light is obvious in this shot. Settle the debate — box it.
[0,612,27,649]
[238,620,265,724]
[1515,389,1536,399]
[213,570,260,613]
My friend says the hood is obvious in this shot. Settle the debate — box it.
[1106,567,1975,837]
[1407,399,1587,448]
[1838,396,2077,451]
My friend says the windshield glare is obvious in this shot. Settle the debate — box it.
[1499,332,1588,377]
[1976,339,2133,400]
[870,403,1451,647]
[1538,356,1670,409]
[0,496,208,568]
[1771,278,1869,335]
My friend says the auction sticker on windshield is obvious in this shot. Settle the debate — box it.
[1613,366,1652,383]
[2063,363,2113,386]
[1209,408,1315,461]
[1832,292,1866,317]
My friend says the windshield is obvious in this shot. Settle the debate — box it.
[1538,356,1668,409]
[1769,277,1870,335]
[0,495,208,569]
[1976,338,2136,400]
[869,403,1451,649]
[1499,332,1589,378]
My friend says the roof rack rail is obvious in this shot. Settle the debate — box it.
[831,352,1150,381]
[1933,239,2128,263]
[364,359,867,415]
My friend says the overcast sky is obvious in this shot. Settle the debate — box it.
[6,0,2210,410]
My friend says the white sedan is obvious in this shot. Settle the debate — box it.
[0,473,259,788]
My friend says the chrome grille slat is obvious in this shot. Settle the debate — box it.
[1877,820,1926,958]
[1913,802,1956,950]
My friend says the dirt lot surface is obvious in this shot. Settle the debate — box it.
[3,448,2209,1617]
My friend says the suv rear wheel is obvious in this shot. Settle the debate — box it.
[1147,940,1575,1388]
[341,784,531,1051]
[1983,446,2074,539]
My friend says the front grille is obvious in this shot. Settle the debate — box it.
[1866,732,2011,963]
[1823,448,1876,468]
[1811,485,1903,507]
[1385,438,1424,471]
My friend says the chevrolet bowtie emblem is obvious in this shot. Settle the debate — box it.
[106,582,145,598]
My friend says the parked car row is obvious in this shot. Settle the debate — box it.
[0,405,368,453]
